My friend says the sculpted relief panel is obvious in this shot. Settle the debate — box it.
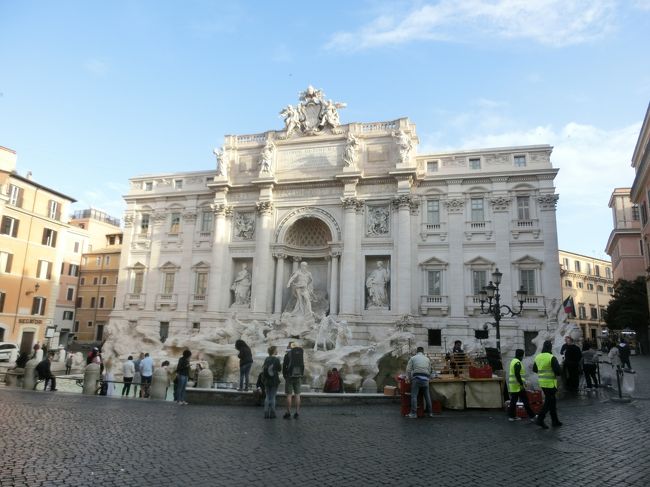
[276,145,341,173]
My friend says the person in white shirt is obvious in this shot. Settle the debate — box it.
[140,353,154,398]
[405,347,434,419]
[122,356,135,397]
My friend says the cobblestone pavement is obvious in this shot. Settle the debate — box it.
[1,357,649,487]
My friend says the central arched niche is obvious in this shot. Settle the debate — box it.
[281,216,332,315]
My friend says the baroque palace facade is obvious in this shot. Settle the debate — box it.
[111,87,562,356]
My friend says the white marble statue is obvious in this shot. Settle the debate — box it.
[286,261,315,317]
[213,146,227,177]
[231,263,252,305]
[393,130,412,164]
[319,99,341,129]
[335,320,351,349]
[314,315,337,351]
[342,133,359,168]
[367,206,389,236]
[259,140,275,175]
[366,260,390,308]
[280,104,301,136]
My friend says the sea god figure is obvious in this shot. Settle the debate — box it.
[286,262,314,316]
[366,261,390,308]
[231,264,252,305]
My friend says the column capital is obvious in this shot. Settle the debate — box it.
[392,194,417,210]
[256,201,274,214]
[211,203,233,216]
[537,193,559,210]
[272,252,287,260]
[342,197,364,211]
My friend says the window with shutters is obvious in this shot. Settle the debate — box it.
[0,216,19,237]
[42,228,57,247]
[48,200,60,220]
[37,260,52,279]
[31,297,47,315]
[0,251,13,273]
[8,184,23,207]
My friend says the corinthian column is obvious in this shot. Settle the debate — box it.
[273,253,286,314]
[393,195,417,314]
[329,250,340,315]
[209,203,230,311]
[340,197,363,314]
[252,201,274,312]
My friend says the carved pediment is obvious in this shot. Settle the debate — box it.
[513,255,543,266]
[159,261,180,271]
[464,256,495,268]
[419,257,448,269]
[191,261,210,270]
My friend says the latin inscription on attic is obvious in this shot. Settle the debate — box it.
[277,145,341,172]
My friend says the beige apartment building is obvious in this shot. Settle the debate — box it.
[0,146,76,353]
[606,188,645,282]
[72,210,122,343]
[559,250,613,346]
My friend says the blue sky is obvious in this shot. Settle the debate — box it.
[1,0,649,259]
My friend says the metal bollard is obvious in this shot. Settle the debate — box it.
[83,363,101,395]
[23,359,39,390]
[197,368,214,388]
[150,368,168,400]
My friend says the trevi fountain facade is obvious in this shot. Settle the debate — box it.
[105,86,563,390]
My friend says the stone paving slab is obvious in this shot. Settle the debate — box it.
[0,357,649,486]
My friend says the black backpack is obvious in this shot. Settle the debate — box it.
[288,348,304,377]
[263,357,276,380]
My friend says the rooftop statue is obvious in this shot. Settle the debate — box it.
[280,85,346,136]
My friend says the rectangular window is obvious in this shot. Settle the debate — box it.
[195,272,208,295]
[562,257,569,268]
[112,296,116,309]
[597,285,604,292]
[607,286,613,294]
[160,322,169,343]
[42,228,57,247]
[8,184,23,207]
[427,270,442,296]
[606,267,612,279]
[74,241,80,253]
[105,256,111,265]
[585,263,592,275]
[96,256,101,266]
[140,214,150,234]
[144,181,153,191]
[516,196,530,220]
[48,200,60,220]
[90,297,96,308]
[174,179,183,189]
[201,211,214,233]
[472,270,487,295]
[133,271,144,294]
[469,157,481,170]
[564,280,572,287]
[514,155,526,167]
[426,200,440,225]
[1,216,19,237]
[76,297,83,308]
[68,264,79,277]
[99,296,105,308]
[642,202,648,225]
[590,307,598,320]
[574,261,581,272]
[74,321,79,333]
[163,273,175,294]
[426,160,439,173]
[427,329,442,347]
[577,282,584,289]
[587,283,594,291]
[93,277,98,285]
[102,276,107,285]
[595,265,600,277]
[632,204,640,221]
[470,198,484,222]
[192,322,201,331]
[80,277,85,285]
[0,292,5,312]
[0,251,13,273]
[37,260,52,279]
[66,287,74,301]
[170,213,181,234]
[579,305,586,319]
[87,321,93,327]
[31,297,47,315]
[520,269,536,295]
[63,310,73,320]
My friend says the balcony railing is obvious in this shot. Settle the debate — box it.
[419,295,449,315]
[125,293,145,309]
[156,293,178,310]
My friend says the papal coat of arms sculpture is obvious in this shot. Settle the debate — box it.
[279,85,347,138]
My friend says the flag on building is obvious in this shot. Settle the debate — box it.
[562,296,576,317]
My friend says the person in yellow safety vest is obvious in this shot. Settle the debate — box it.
[532,340,563,429]
[507,349,536,421]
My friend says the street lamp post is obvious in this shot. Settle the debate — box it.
[478,268,528,353]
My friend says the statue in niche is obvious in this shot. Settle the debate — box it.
[234,213,254,240]
[286,261,315,317]
[343,133,360,168]
[213,146,227,177]
[280,104,302,137]
[259,140,275,175]
[367,206,389,236]
[231,263,252,305]
[393,130,412,164]
[366,260,390,308]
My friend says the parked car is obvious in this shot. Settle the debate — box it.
[0,342,19,361]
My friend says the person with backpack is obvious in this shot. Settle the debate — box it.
[262,346,282,418]
[235,339,253,391]
[35,351,57,391]
[282,341,305,419]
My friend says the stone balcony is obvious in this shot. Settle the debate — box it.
[511,219,540,239]
[189,294,207,310]
[419,295,449,316]
[464,221,493,240]
[156,293,178,310]
[125,293,145,310]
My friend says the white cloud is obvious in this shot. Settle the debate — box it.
[326,0,618,51]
